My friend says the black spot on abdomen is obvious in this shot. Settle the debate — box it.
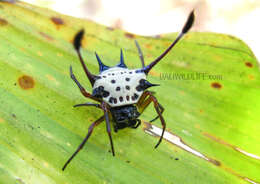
[103,91,110,97]
[109,97,114,103]
[131,93,139,101]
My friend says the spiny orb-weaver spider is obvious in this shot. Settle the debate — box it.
[62,11,194,170]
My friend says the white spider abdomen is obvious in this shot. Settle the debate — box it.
[93,67,146,107]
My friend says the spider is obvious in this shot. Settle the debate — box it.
[62,11,194,171]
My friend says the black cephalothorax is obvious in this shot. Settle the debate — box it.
[62,11,195,171]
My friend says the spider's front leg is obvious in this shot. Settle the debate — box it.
[137,91,166,148]
[70,66,101,102]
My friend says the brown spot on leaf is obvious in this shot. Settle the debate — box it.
[1,0,16,3]
[149,69,160,77]
[214,55,222,62]
[211,82,222,89]
[224,167,244,179]
[164,42,170,47]
[39,31,53,41]
[208,158,221,166]
[57,52,63,57]
[124,32,135,39]
[0,18,8,26]
[51,17,64,25]
[203,132,234,148]
[106,26,114,31]
[223,166,258,184]
[145,44,152,49]
[226,35,237,40]
[146,53,153,58]
[245,62,253,68]
[179,91,185,95]
[154,34,161,38]
[18,75,34,89]
[248,74,254,80]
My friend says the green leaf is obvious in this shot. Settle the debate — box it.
[0,2,259,184]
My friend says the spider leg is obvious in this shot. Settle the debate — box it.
[143,11,194,74]
[137,90,150,107]
[70,66,100,102]
[101,102,115,156]
[137,91,166,148]
[137,91,164,122]
[149,103,164,122]
[73,29,98,86]
[62,115,105,171]
[135,40,145,67]
[131,119,141,129]
[150,97,166,148]
[74,103,101,109]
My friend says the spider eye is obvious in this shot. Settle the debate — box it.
[136,79,159,91]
